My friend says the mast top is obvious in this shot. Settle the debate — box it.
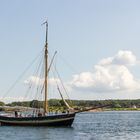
[42,20,48,44]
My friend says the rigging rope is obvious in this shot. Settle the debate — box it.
[1,48,44,102]
[53,65,73,104]
[51,62,73,107]
[20,48,44,105]
[58,54,79,74]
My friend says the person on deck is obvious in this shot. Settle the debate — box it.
[15,111,18,117]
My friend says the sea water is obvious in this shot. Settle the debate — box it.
[0,111,140,140]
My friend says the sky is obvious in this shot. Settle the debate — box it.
[0,0,140,102]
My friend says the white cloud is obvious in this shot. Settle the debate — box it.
[49,78,60,86]
[69,50,140,93]
[24,76,44,86]
[24,76,60,86]
[23,50,140,100]
[99,50,137,66]
[0,96,29,103]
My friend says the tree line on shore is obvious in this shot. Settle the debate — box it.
[0,99,140,109]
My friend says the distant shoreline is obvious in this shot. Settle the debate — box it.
[88,108,140,112]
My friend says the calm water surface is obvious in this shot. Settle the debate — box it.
[0,111,140,140]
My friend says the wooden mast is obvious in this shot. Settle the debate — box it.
[44,20,48,114]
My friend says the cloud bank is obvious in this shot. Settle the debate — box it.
[24,50,140,100]
[69,50,140,93]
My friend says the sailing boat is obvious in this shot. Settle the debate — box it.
[0,21,110,126]
[0,21,76,126]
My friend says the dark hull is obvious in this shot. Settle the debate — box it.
[0,113,75,126]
